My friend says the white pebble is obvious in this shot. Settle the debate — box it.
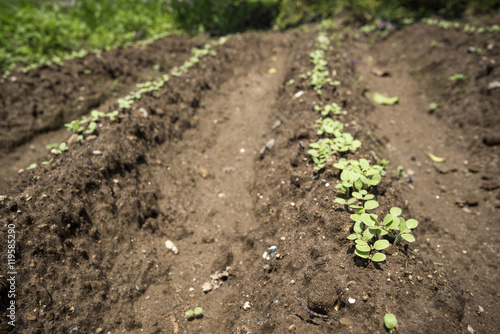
[243,301,251,310]
[165,240,179,254]
[348,298,356,304]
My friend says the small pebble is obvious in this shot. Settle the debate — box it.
[243,301,251,310]
[477,306,484,315]
[165,240,179,254]
[202,282,213,293]
[92,150,102,155]
[288,324,296,332]
[467,324,475,333]
[348,298,356,304]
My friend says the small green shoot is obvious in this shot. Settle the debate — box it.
[449,73,467,82]
[65,120,84,133]
[373,93,400,105]
[85,122,97,134]
[185,307,203,319]
[41,158,54,165]
[27,163,37,170]
[384,313,397,333]
[430,40,438,48]
[286,79,295,86]
[429,102,438,111]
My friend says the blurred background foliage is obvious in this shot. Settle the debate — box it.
[0,0,498,73]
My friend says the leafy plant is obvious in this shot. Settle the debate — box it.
[334,158,385,194]
[384,313,398,333]
[316,118,343,136]
[85,121,97,134]
[103,110,119,121]
[330,133,361,153]
[308,140,332,171]
[348,207,418,262]
[314,102,343,116]
[41,158,54,165]
[65,120,84,133]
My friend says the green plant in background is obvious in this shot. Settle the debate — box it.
[384,313,398,333]
[429,102,438,111]
[0,0,178,73]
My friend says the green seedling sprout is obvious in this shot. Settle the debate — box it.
[334,158,385,194]
[316,118,343,136]
[26,163,37,170]
[429,102,438,111]
[314,102,343,116]
[185,307,203,319]
[384,313,397,333]
[348,207,418,263]
[41,158,53,165]
[449,73,467,82]
[106,110,120,121]
[85,122,97,134]
[286,79,295,86]
[65,120,84,133]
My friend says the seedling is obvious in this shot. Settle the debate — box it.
[286,79,295,86]
[429,102,438,111]
[106,110,120,121]
[308,140,332,171]
[314,102,343,116]
[118,98,133,109]
[185,307,203,320]
[334,158,385,194]
[65,120,84,133]
[330,133,361,153]
[348,207,418,262]
[41,158,54,165]
[384,313,397,333]
[26,163,37,170]
[449,73,466,82]
[430,40,438,48]
[335,190,377,213]
[316,118,343,137]
[85,122,97,134]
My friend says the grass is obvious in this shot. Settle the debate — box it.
[0,0,178,73]
[1,0,498,74]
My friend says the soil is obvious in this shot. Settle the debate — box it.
[0,17,499,334]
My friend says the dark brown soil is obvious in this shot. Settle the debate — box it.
[0,18,499,334]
